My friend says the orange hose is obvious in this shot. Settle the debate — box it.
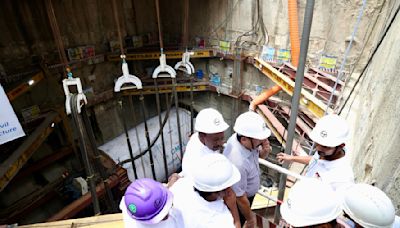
[288,0,300,67]
[251,1,299,109]
[250,85,282,110]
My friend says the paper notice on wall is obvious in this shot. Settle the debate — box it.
[0,84,25,145]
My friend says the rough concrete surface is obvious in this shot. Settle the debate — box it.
[343,3,400,213]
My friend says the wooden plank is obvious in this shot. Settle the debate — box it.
[0,111,61,192]
[20,213,124,228]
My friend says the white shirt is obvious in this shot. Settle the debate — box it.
[119,196,184,228]
[305,152,354,192]
[393,215,400,228]
[181,132,216,177]
[224,133,260,197]
[170,178,235,228]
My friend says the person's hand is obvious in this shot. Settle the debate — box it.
[167,173,181,188]
[249,103,256,112]
[223,187,237,208]
[261,139,271,152]
[244,218,256,228]
[223,187,241,228]
[278,219,291,228]
[259,139,272,159]
[276,152,292,164]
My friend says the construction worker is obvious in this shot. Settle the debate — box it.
[224,111,272,227]
[280,178,342,228]
[393,216,400,228]
[338,183,396,228]
[181,107,229,177]
[277,114,354,191]
[178,107,240,227]
[120,178,184,228]
[169,153,241,228]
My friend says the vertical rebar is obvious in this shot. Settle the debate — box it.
[172,78,184,160]
[165,93,175,170]
[130,96,147,177]
[273,0,315,224]
[189,75,194,134]
[139,92,156,179]
[154,79,169,180]
[118,98,138,179]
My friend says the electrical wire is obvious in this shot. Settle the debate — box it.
[118,93,175,166]
[236,0,269,49]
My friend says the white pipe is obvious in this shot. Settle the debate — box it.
[258,158,304,180]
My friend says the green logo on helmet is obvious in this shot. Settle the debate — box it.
[128,204,137,214]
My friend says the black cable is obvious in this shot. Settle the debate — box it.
[118,96,139,180]
[70,94,101,215]
[81,105,117,212]
[118,93,175,167]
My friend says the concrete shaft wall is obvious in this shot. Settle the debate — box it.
[342,6,400,213]
[189,0,387,72]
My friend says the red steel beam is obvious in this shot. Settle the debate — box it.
[280,106,312,137]
[257,104,306,156]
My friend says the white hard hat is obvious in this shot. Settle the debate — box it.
[280,178,342,227]
[309,114,349,147]
[194,108,229,134]
[234,111,271,140]
[190,153,240,192]
[342,184,395,228]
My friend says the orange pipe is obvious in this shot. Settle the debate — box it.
[250,85,282,110]
[288,0,300,67]
[251,0,300,109]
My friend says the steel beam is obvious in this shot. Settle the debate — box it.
[107,49,214,61]
[256,105,306,156]
[0,111,62,192]
[6,71,44,101]
[122,82,209,96]
[253,57,330,118]
[13,147,73,182]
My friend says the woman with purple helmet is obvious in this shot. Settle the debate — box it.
[120,178,184,227]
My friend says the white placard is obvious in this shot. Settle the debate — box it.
[0,84,25,145]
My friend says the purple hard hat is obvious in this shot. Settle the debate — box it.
[124,178,173,224]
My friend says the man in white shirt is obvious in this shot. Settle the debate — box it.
[277,114,354,191]
[181,108,229,177]
[120,178,184,228]
[170,153,241,228]
[224,111,272,228]
[179,107,240,227]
